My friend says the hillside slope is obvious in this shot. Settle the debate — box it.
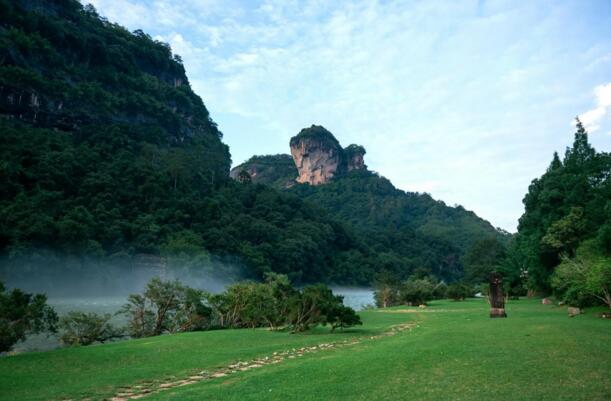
[1,0,505,285]
[232,127,507,280]
[0,0,362,284]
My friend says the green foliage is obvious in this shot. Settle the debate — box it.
[121,276,360,336]
[292,170,507,282]
[514,120,610,293]
[541,207,586,256]
[446,283,472,301]
[289,125,341,149]
[0,0,507,286]
[59,311,122,346]
[325,302,362,332]
[551,240,611,308]
[373,271,401,308]
[231,154,297,187]
[343,144,366,158]
[463,237,507,284]
[399,277,435,305]
[374,272,447,307]
[121,278,211,337]
[0,281,57,352]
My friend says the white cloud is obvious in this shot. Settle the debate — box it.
[579,82,611,132]
[595,82,611,107]
[89,0,611,232]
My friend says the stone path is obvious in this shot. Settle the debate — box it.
[84,321,419,401]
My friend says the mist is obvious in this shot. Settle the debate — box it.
[0,251,243,298]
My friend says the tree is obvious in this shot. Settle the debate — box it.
[0,282,58,352]
[446,283,472,301]
[551,240,611,308]
[463,237,507,284]
[326,303,362,331]
[121,277,211,337]
[236,170,252,184]
[59,311,122,346]
[144,278,185,335]
[541,207,586,257]
[172,288,212,332]
[399,277,435,306]
[514,120,610,293]
[121,294,155,338]
[373,271,400,308]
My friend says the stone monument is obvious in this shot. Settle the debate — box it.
[489,272,507,318]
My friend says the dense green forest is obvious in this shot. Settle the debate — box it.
[510,121,610,305]
[230,154,297,188]
[0,0,511,285]
[0,0,358,283]
[233,141,507,282]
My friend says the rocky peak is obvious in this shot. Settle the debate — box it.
[344,144,367,172]
[289,125,366,185]
[290,125,343,185]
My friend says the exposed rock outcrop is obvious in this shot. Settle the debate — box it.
[231,126,367,186]
[289,125,366,185]
[290,126,343,185]
[344,144,367,172]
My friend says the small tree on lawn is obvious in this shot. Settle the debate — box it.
[326,302,362,331]
[400,277,434,305]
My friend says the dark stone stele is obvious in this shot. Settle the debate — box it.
[489,272,507,318]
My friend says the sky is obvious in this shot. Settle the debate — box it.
[88,0,611,232]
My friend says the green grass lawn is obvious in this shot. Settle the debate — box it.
[2,299,609,401]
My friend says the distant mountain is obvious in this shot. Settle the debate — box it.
[232,126,508,280]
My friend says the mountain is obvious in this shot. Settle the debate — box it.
[0,0,359,284]
[1,0,505,286]
[232,125,508,280]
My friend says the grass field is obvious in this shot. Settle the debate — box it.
[1,299,609,401]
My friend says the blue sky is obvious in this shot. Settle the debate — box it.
[89,0,611,232]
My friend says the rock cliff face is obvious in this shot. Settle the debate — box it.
[289,125,366,185]
[231,125,367,186]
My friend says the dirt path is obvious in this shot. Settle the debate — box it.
[97,320,420,401]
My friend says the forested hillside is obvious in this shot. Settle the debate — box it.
[233,132,508,282]
[0,0,360,284]
[0,0,508,285]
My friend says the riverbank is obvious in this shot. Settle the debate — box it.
[1,299,609,401]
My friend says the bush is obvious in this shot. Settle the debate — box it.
[121,278,212,337]
[446,283,472,301]
[432,282,448,299]
[121,276,361,337]
[59,311,122,346]
[400,278,435,306]
[551,241,611,308]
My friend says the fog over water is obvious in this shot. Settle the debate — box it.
[1,255,373,353]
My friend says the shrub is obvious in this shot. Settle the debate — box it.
[400,278,435,305]
[446,283,472,301]
[59,311,122,346]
